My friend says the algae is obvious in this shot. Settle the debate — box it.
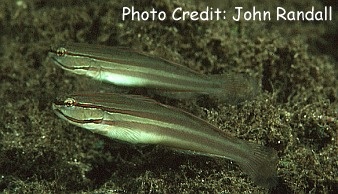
[0,0,337,193]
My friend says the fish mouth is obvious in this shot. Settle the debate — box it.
[47,52,72,70]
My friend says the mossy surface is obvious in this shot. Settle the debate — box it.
[0,0,337,193]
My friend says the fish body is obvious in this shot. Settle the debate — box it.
[49,43,259,103]
[53,92,277,188]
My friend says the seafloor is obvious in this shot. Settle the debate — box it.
[0,0,337,193]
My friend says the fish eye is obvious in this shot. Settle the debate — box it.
[64,98,76,107]
[56,47,67,57]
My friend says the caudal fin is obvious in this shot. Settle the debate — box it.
[237,143,278,188]
[210,73,260,104]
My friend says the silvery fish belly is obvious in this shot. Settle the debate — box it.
[52,92,278,188]
[49,43,260,104]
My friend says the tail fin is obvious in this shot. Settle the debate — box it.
[237,142,278,188]
[210,73,261,104]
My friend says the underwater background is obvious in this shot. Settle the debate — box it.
[0,0,337,193]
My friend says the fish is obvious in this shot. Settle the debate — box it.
[49,43,260,104]
[52,92,278,188]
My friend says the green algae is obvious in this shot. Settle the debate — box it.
[0,0,337,193]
